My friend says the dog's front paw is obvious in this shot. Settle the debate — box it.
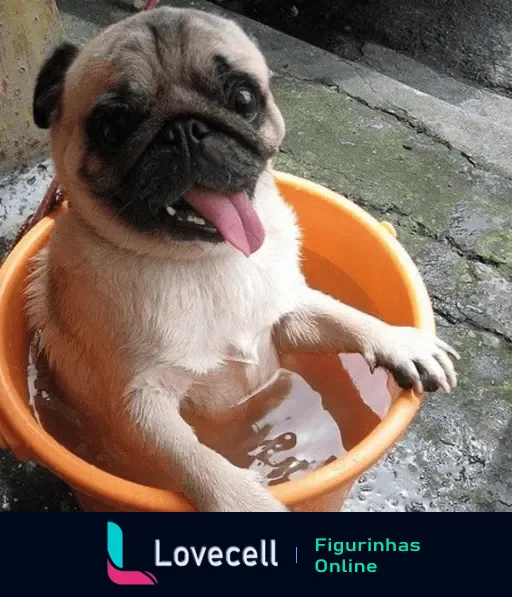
[365,326,460,394]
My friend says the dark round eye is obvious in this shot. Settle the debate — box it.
[229,86,259,122]
[96,111,130,147]
[87,104,135,150]
[97,120,125,146]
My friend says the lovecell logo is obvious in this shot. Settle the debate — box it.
[107,521,278,584]
[107,522,158,585]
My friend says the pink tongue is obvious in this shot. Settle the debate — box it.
[184,188,265,256]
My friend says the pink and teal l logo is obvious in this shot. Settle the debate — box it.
[107,522,158,585]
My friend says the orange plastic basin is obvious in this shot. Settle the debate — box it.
[0,171,433,512]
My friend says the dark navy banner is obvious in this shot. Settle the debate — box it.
[0,514,508,591]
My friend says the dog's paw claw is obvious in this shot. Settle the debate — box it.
[372,327,459,394]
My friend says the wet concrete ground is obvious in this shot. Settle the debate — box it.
[0,0,510,512]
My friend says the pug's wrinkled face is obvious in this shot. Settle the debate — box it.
[33,8,285,256]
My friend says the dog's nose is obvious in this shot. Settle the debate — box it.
[161,118,210,147]
[184,119,210,145]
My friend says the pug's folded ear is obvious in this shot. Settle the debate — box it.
[33,42,79,129]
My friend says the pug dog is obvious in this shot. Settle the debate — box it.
[27,7,459,512]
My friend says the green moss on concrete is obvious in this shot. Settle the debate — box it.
[476,229,512,269]
[274,76,512,277]
[275,77,460,227]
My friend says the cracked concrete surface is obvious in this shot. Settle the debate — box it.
[0,0,510,512]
